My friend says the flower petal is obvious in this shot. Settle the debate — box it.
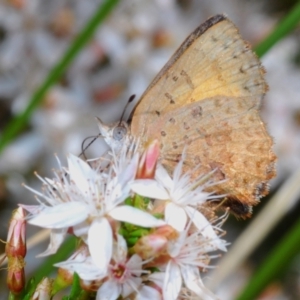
[136,285,162,300]
[185,206,226,252]
[118,153,139,185]
[181,264,217,300]
[163,261,182,300]
[113,234,128,262]
[181,264,203,295]
[55,258,105,281]
[97,280,120,300]
[36,228,66,257]
[172,153,185,183]
[131,179,169,199]
[155,164,173,190]
[88,219,112,271]
[109,206,165,227]
[67,154,97,194]
[28,202,88,229]
[165,203,187,231]
[19,204,43,215]
[122,277,142,297]
[148,272,165,289]
[127,254,142,269]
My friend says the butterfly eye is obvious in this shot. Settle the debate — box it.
[113,126,127,141]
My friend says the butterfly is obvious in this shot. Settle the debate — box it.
[98,14,276,218]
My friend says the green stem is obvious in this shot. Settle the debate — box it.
[0,0,120,153]
[8,293,21,300]
[255,0,300,57]
[235,216,300,300]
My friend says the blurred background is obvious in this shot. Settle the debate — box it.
[0,0,300,299]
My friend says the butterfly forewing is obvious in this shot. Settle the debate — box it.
[130,14,276,217]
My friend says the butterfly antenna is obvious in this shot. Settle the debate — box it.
[79,94,136,159]
[118,94,136,125]
[80,134,102,160]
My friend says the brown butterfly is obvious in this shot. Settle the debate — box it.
[98,14,276,218]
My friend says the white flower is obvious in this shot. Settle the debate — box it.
[163,225,227,300]
[131,156,223,242]
[56,234,147,300]
[96,234,146,299]
[23,143,164,264]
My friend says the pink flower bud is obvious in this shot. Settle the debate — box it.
[154,225,179,241]
[134,225,178,264]
[7,257,25,294]
[6,207,26,258]
[136,140,159,179]
[133,234,168,260]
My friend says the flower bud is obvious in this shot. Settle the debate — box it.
[136,140,159,179]
[133,225,178,263]
[133,234,168,260]
[31,278,53,300]
[7,257,25,294]
[154,224,179,241]
[6,207,26,258]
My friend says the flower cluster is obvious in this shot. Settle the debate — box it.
[20,139,227,299]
